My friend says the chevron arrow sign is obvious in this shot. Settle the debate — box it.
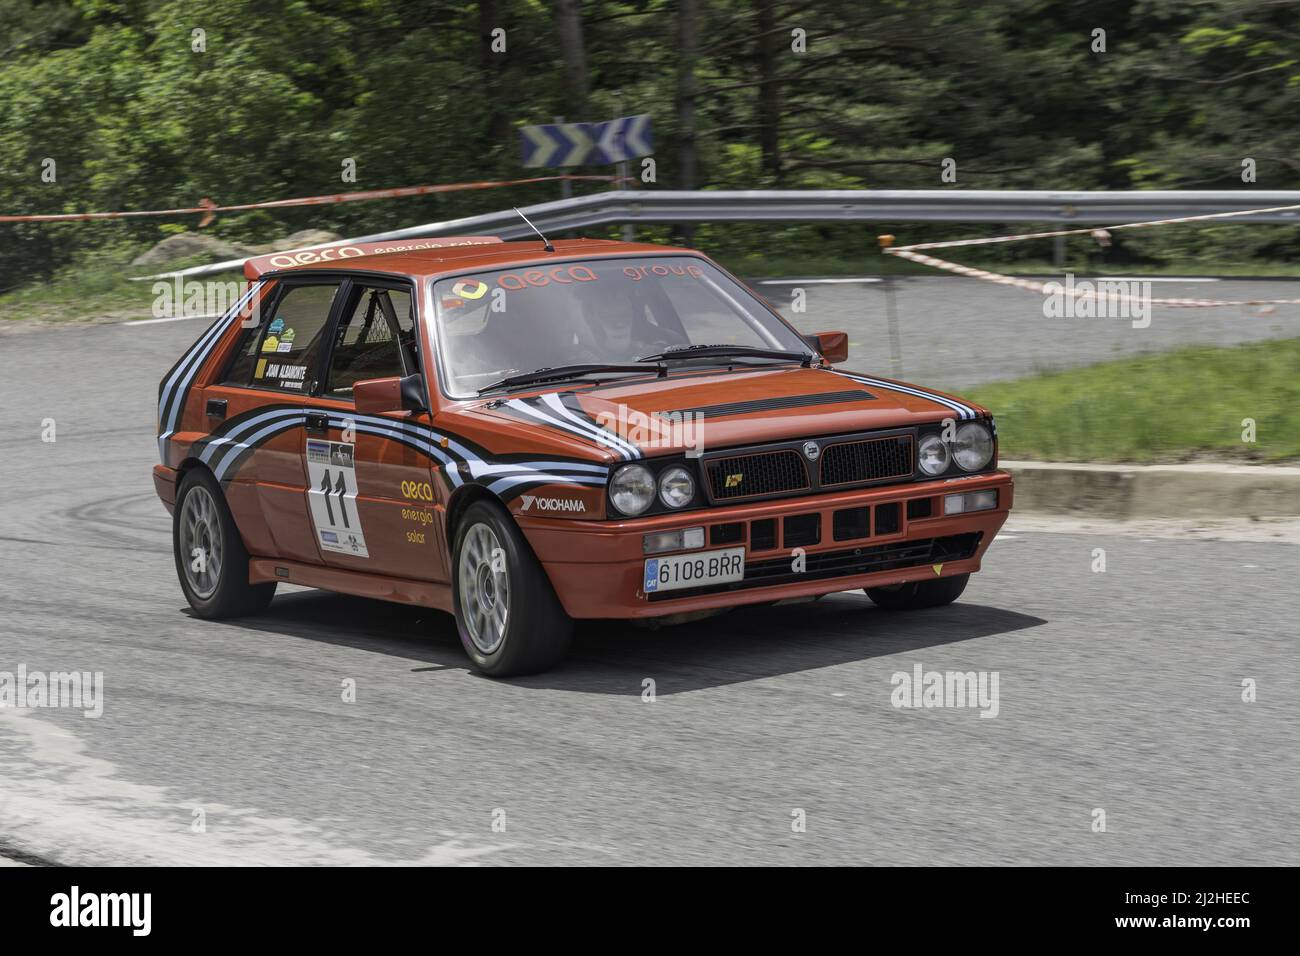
[592,114,654,164]
[520,122,594,168]
[520,115,654,168]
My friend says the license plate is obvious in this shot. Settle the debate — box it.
[644,547,745,593]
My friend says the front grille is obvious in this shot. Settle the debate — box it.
[710,522,745,545]
[833,506,871,541]
[706,449,809,500]
[700,428,922,506]
[648,533,983,600]
[783,513,821,547]
[820,435,913,486]
[876,502,900,535]
[751,518,777,550]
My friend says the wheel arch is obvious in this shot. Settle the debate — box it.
[445,483,508,548]
[176,455,214,484]
[172,456,264,555]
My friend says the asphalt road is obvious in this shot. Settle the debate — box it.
[1,278,1297,865]
[761,275,1300,389]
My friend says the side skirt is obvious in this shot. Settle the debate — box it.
[248,559,453,613]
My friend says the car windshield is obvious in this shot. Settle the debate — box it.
[429,256,808,397]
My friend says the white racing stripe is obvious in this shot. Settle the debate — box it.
[157,281,263,461]
[199,405,606,499]
[505,397,639,459]
[544,393,643,459]
[487,473,607,495]
[834,370,976,420]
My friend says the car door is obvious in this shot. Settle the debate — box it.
[300,278,450,582]
[204,279,344,565]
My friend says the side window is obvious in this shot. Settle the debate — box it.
[251,283,340,392]
[325,287,416,397]
[222,321,264,386]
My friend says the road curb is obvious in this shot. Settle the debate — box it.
[1002,460,1300,519]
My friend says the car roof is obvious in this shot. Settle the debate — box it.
[247,237,701,281]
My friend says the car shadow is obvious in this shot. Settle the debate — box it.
[534,594,1045,694]
[199,588,1047,695]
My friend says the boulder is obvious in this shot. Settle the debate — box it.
[132,228,345,267]
[131,232,256,267]
[273,229,343,251]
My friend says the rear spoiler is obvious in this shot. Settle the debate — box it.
[243,236,505,279]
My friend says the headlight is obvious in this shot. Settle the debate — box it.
[609,463,655,515]
[917,434,951,476]
[953,422,993,471]
[658,466,695,509]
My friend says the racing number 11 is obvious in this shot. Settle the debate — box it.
[319,469,350,528]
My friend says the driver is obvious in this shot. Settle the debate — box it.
[581,290,678,361]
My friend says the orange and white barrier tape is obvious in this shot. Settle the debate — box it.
[0,175,625,226]
[882,201,1300,308]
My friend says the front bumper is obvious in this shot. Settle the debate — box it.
[520,469,1013,619]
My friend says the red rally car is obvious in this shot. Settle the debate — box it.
[154,236,1012,676]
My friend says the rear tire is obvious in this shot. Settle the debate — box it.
[865,573,969,610]
[453,500,573,677]
[173,468,276,618]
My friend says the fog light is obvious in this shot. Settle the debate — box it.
[943,490,998,515]
[643,527,706,554]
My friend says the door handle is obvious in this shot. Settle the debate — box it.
[206,398,227,420]
[305,412,330,433]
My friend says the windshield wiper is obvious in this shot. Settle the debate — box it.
[636,344,812,366]
[477,363,664,394]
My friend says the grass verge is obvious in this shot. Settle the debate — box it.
[968,338,1300,463]
[0,259,245,325]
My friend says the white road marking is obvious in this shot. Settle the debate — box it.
[758,278,883,285]
[1094,277,1220,283]
[123,312,224,326]
[0,708,512,866]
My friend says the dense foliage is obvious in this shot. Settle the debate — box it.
[2,0,1298,285]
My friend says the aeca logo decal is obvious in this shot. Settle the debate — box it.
[519,495,586,513]
[452,279,488,299]
[401,480,435,502]
[266,246,365,269]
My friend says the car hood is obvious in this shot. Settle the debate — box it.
[449,365,984,460]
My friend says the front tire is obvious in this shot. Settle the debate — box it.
[865,573,969,610]
[453,500,573,677]
[173,468,276,618]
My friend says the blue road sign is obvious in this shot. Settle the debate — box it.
[520,115,654,168]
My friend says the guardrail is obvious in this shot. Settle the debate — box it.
[149,189,1300,279]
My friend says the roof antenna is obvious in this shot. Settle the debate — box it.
[513,207,554,252]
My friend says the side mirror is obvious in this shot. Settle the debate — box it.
[808,330,848,364]
[353,373,426,414]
